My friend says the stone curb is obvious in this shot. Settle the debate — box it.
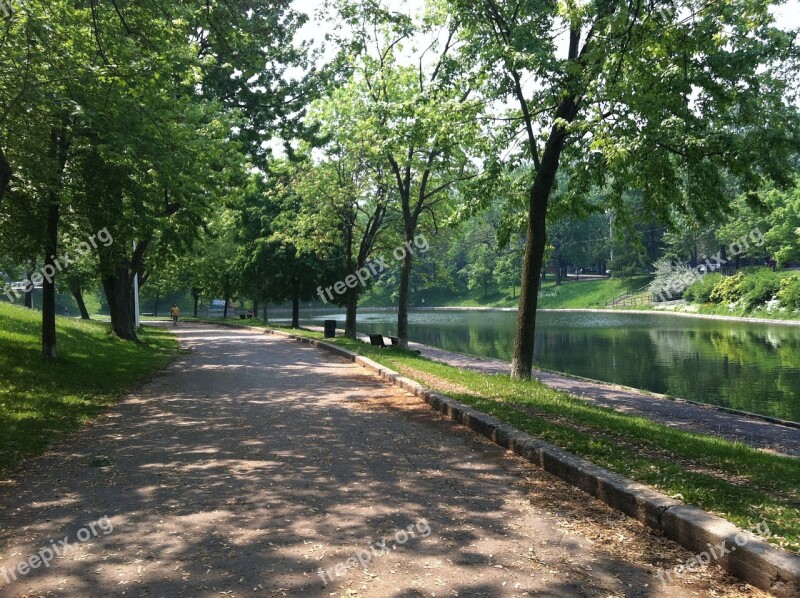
[236,324,799,596]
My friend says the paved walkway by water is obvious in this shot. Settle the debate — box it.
[401,341,800,458]
[0,324,769,597]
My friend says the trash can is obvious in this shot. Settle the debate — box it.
[324,320,337,338]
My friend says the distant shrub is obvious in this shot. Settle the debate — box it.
[777,276,800,310]
[737,267,783,310]
[684,273,723,304]
[648,258,698,301]
[709,272,745,305]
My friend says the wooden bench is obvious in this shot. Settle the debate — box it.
[368,334,421,354]
[368,333,390,348]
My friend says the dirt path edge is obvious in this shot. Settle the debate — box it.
[227,322,800,598]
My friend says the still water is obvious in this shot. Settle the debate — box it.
[284,309,800,423]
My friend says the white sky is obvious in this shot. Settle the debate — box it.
[293,0,800,57]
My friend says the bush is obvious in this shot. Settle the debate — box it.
[648,258,698,301]
[684,273,723,303]
[709,272,745,304]
[777,276,800,310]
[737,267,783,310]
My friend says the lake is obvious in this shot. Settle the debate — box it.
[279,308,800,423]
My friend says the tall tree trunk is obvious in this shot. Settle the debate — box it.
[510,86,578,380]
[24,269,33,308]
[344,286,358,339]
[0,144,11,200]
[291,294,300,328]
[103,266,137,340]
[262,302,268,323]
[153,291,160,318]
[252,300,258,318]
[71,285,90,320]
[511,185,549,380]
[397,243,413,350]
[223,297,229,319]
[42,201,59,358]
[192,287,201,318]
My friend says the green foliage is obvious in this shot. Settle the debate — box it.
[684,273,723,304]
[709,272,745,305]
[777,276,800,310]
[706,268,784,310]
[737,268,784,310]
[648,258,698,301]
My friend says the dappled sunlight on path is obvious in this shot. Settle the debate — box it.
[0,324,768,597]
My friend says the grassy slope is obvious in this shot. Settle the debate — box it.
[237,320,800,554]
[0,303,177,474]
[537,276,650,308]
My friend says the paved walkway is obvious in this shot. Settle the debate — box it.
[0,324,768,597]
[398,342,800,458]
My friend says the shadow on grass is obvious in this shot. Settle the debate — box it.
[0,304,177,474]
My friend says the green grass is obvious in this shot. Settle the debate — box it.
[240,321,800,554]
[537,276,651,309]
[0,303,178,475]
[680,302,800,321]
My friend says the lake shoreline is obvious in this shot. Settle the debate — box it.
[277,304,800,326]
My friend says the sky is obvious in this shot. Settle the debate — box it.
[293,0,800,56]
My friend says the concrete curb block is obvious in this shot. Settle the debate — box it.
[233,325,800,596]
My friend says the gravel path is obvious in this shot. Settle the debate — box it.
[405,342,800,457]
[0,323,770,597]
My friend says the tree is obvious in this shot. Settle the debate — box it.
[297,83,395,338]
[450,0,800,378]
[335,1,484,347]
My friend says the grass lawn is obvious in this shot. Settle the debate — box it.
[679,303,800,321]
[537,276,651,309]
[230,320,800,554]
[0,303,178,475]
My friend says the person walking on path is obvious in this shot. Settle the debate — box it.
[170,303,180,326]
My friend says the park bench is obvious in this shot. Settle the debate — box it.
[368,333,390,348]
[367,333,421,354]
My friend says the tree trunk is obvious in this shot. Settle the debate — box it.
[71,285,90,320]
[223,297,229,319]
[262,302,268,323]
[42,201,59,358]
[24,270,33,308]
[192,288,201,318]
[511,185,549,380]
[344,286,358,339]
[103,266,137,340]
[397,242,413,349]
[153,291,160,318]
[252,300,258,318]
[291,294,300,328]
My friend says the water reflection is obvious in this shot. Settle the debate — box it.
[282,309,800,423]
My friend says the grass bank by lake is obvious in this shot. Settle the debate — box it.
[0,304,178,475]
